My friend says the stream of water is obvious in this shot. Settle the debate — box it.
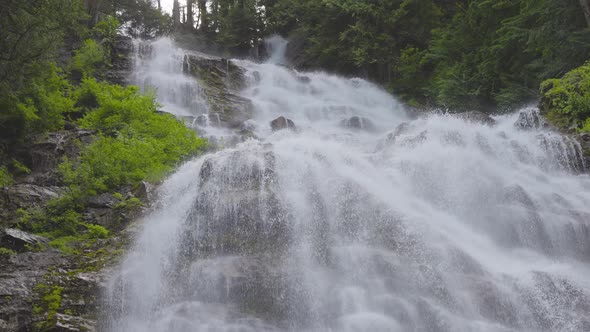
[103,37,590,332]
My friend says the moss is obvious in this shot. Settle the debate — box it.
[0,247,16,257]
[33,284,63,330]
[0,166,12,187]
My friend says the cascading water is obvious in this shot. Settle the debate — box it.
[132,38,209,117]
[103,38,590,332]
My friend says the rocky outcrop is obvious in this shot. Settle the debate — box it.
[184,52,253,128]
[0,251,66,332]
[270,116,295,131]
[105,36,134,86]
[21,129,94,186]
[0,229,48,253]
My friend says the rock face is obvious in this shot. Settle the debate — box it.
[21,129,95,186]
[105,36,134,86]
[0,251,66,332]
[270,116,295,131]
[184,52,253,128]
[0,229,48,252]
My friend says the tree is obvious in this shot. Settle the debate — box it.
[198,0,209,32]
[580,0,590,27]
[187,0,194,29]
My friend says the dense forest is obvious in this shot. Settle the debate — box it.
[159,0,590,111]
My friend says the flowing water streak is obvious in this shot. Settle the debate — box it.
[104,38,590,332]
[132,38,209,117]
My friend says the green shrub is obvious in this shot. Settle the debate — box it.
[85,223,109,239]
[33,284,63,328]
[540,62,590,131]
[0,166,12,187]
[0,247,16,257]
[71,39,106,78]
[62,79,206,195]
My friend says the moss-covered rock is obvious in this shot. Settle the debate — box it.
[540,62,590,132]
[183,52,253,128]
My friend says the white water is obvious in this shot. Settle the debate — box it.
[104,38,590,332]
[132,38,209,117]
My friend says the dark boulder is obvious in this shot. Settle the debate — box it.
[515,109,544,130]
[340,116,376,131]
[270,116,295,131]
[454,111,496,126]
[0,229,48,253]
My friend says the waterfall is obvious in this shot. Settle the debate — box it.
[132,38,209,117]
[103,38,590,332]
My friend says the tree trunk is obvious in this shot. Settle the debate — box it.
[580,0,590,27]
[157,0,161,11]
[187,0,194,29]
[198,0,208,32]
[173,0,181,28]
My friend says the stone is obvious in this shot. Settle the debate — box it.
[0,229,48,252]
[340,116,376,131]
[132,181,153,203]
[0,184,61,212]
[270,116,295,131]
[87,193,120,209]
[184,53,253,128]
[454,111,496,126]
[0,251,66,332]
[195,113,222,127]
[515,109,544,130]
[54,313,97,332]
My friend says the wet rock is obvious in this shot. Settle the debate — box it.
[0,251,66,332]
[195,113,222,127]
[340,116,376,131]
[185,53,253,128]
[296,75,311,84]
[515,109,544,130]
[454,111,496,126]
[199,159,214,184]
[252,71,261,83]
[400,130,428,148]
[132,181,153,203]
[270,116,295,131]
[0,229,48,252]
[386,123,411,143]
[54,313,97,332]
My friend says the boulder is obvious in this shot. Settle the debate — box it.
[195,113,222,127]
[515,109,544,130]
[454,111,496,126]
[87,193,120,209]
[0,229,48,252]
[340,116,376,131]
[0,184,61,213]
[270,116,295,131]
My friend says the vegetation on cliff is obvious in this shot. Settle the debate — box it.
[541,62,590,132]
[1,1,205,245]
